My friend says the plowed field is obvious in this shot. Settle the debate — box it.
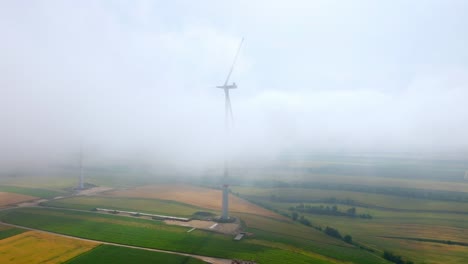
[0,192,36,207]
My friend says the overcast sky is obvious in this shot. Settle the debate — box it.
[1,1,468,170]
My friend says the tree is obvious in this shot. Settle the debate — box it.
[324,226,342,239]
[383,250,405,264]
[292,212,298,221]
[344,235,353,244]
[298,216,311,226]
[346,207,356,216]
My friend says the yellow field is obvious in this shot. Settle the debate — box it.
[382,239,468,264]
[106,184,285,219]
[0,231,99,264]
[0,192,37,207]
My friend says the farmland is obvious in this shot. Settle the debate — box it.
[0,207,388,264]
[0,224,25,239]
[0,191,37,207]
[234,187,468,213]
[0,230,98,264]
[0,185,64,199]
[65,245,207,264]
[2,154,468,264]
[232,185,468,264]
[105,184,283,219]
[43,196,206,217]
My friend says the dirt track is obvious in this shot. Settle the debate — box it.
[165,219,240,235]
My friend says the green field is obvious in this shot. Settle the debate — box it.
[233,186,468,213]
[4,154,467,263]
[43,196,209,217]
[0,185,65,199]
[232,185,468,264]
[65,245,206,264]
[0,225,25,240]
[0,207,389,264]
[277,153,468,182]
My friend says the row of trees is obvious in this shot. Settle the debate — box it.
[239,192,415,264]
[266,181,468,202]
[290,204,372,219]
[324,226,353,244]
[383,251,414,264]
[288,211,354,245]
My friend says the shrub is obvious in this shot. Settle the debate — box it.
[344,234,353,244]
[324,226,342,239]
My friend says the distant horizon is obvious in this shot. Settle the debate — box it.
[1,1,468,171]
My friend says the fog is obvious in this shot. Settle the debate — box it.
[1,1,468,173]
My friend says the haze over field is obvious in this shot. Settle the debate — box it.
[1,1,468,172]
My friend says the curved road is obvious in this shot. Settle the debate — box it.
[0,221,232,264]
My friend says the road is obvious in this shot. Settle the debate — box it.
[0,221,232,264]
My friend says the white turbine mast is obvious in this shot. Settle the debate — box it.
[78,146,84,189]
[217,38,244,220]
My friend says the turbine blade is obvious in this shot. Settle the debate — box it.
[223,38,244,86]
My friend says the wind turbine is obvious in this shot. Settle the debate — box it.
[78,146,84,189]
[217,38,244,220]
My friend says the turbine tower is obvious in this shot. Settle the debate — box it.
[216,38,244,220]
[78,147,84,189]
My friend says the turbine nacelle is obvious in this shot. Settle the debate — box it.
[216,82,237,89]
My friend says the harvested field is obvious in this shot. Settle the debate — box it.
[105,184,284,219]
[0,230,98,264]
[0,192,37,207]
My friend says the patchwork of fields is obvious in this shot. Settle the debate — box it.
[0,230,98,264]
[2,155,467,263]
[0,224,213,264]
[0,192,37,207]
[233,186,468,264]
[0,207,387,264]
[234,187,468,212]
[0,224,25,239]
[0,185,65,199]
[44,196,205,217]
[105,184,284,219]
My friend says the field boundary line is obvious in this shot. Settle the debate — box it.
[379,235,468,247]
[0,221,231,264]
